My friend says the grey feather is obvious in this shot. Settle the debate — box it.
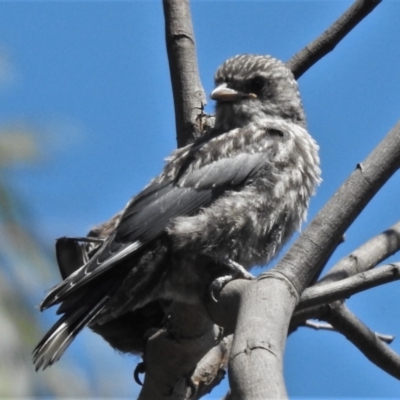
[177,152,268,190]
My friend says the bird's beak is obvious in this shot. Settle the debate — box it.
[210,83,257,102]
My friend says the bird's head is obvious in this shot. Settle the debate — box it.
[211,54,306,131]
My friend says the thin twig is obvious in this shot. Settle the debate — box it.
[290,304,332,331]
[376,333,396,345]
[303,320,394,344]
[326,303,400,380]
[287,0,382,78]
[318,221,400,285]
[304,320,335,331]
[298,263,400,311]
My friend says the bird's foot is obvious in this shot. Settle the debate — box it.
[134,361,146,386]
[210,258,255,301]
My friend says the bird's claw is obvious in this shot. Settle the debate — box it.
[223,258,255,280]
[134,361,146,386]
[210,275,234,301]
[210,258,255,302]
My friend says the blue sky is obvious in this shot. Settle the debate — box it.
[0,1,399,398]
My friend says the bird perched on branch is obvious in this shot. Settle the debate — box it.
[33,54,321,370]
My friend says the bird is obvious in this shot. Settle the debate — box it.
[33,54,321,370]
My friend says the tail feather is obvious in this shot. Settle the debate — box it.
[35,253,137,369]
[33,297,109,370]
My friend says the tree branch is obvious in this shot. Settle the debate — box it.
[303,320,395,344]
[319,220,400,285]
[228,119,400,397]
[287,0,382,79]
[326,302,400,380]
[137,3,218,398]
[192,335,232,400]
[163,0,207,147]
[229,274,296,399]
[298,263,400,311]
[275,121,400,295]
[138,302,218,400]
[291,220,400,328]
[290,304,332,332]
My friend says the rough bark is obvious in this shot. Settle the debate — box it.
[163,0,207,147]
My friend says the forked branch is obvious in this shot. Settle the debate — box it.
[298,263,400,311]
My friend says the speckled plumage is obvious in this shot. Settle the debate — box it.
[33,54,320,370]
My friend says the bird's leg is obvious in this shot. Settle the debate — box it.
[210,258,255,301]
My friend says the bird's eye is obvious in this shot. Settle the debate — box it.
[247,76,266,95]
[268,128,284,137]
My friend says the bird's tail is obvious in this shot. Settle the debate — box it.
[33,235,110,370]
[33,296,109,371]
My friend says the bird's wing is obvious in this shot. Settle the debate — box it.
[40,150,268,310]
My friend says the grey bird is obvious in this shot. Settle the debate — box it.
[33,54,321,370]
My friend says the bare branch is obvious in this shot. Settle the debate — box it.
[215,117,400,396]
[304,320,335,331]
[290,304,332,332]
[326,303,400,380]
[287,0,382,78]
[163,0,207,147]
[275,121,400,295]
[303,320,395,344]
[138,302,217,400]
[228,274,296,399]
[193,335,232,400]
[319,221,400,285]
[298,263,400,311]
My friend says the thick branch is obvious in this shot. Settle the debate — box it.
[138,302,217,400]
[193,335,232,400]
[163,0,207,147]
[287,0,382,78]
[326,303,400,380]
[319,221,400,284]
[228,273,297,399]
[298,263,400,311]
[275,121,400,295]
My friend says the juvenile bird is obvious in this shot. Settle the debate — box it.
[33,54,321,370]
